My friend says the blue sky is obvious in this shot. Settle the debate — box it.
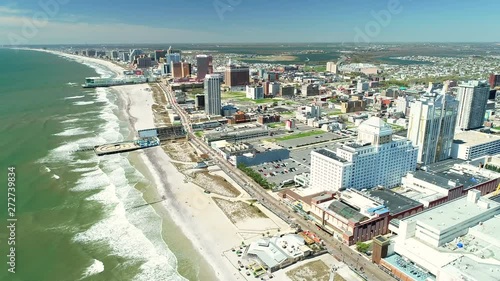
[0,0,498,45]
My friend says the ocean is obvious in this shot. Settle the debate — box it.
[0,49,216,281]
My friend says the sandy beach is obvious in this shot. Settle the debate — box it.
[29,49,293,281]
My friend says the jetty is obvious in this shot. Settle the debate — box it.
[82,76,149,88]
[93,137,160,156]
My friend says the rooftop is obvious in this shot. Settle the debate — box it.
[367,189,422,216]
[327,200,368,223]
[411,170,458,189]
[383,254,433,281]
[245,234,308,269]
[424,160,491,189]
[404,195,500,232]
[314,148,348,163]
[453,131,500,147]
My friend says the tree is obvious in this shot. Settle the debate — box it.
[356,242,370,253]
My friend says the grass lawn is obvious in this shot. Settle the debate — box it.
[254,98,283,104]
[327,111,343,116]
[275,130,325,141]
[267,123,285,128]
[221,91,246,99]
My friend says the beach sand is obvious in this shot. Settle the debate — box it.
[33,49,293,281]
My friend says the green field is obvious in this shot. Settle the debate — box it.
[275,130,325,141]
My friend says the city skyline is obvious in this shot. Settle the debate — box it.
[1,0,500,45]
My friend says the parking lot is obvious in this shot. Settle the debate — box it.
[250,158,310,186]
[276,132,344,149]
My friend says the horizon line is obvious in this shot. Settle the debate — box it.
[2,41,500,47]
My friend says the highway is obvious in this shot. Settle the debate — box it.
[157,81,397,281]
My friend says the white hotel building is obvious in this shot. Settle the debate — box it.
[310,117,418,192]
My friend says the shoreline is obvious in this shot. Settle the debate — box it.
[30,48,242,280]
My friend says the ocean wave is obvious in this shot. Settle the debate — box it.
[71,167,99,173]
[36,57,186,280]
[52,174,60,180]
[71,168,112,192]
[39,136,107,163]
[72,156,186,281]
[80,259,104,279]
[54,128,90,137]
[61,118,80,124]
[64,95,85,100]
[73,101,95,106]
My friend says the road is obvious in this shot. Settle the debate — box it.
[157,81,397,281]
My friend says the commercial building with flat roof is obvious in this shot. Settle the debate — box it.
[381,190,500,281]
[451,131,500,160]
[310,188,423,245]
[397,160,500,212]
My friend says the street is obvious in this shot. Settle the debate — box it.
[157,81,397,281]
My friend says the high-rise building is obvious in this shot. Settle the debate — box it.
[225,63,250,88]
[204,74,222,116]
[456,81,489,130]
[196,55,213,80]
[154,50,167,61]
[309,117,418,191]
[269,82,280,96]
[407,94,458,165]
[326,62,337,73]
[171,62,191,78]
[129,49,143,60]
[165,53,181,65]
[489,74,500,89]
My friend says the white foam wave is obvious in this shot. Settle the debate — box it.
[72,169,112,192]
[61,118,80,124]
[54,128,89,137]
[73,101,95,106]
[71,167,98,173]
[80,259,104,279]
[37,57,186,280]
[73,156,186,281]
[64,95,85,100]
[52,174,60,180]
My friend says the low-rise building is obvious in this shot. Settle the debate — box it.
[204,127,270,143]
[257,114,280,124]
[379,190,500,281]
[301,83,320,96]
[310,188,423,245]
[246,85,264,100]
[280,85,295,97]
[243,234,312,272]
[340,97,365,113]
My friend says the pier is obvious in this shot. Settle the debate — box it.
[92,137,160,156]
